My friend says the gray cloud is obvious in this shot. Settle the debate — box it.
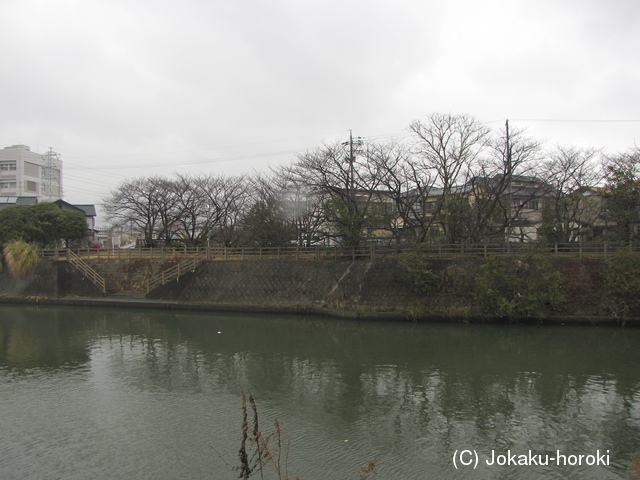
[0,0,638,214]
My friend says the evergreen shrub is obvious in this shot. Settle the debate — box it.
[604,249,640,316]
[473,250,564,318]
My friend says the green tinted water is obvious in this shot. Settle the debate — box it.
[1,305,639,479]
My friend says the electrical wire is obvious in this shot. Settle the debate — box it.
[63,147,306,171]
[509,118,640,123]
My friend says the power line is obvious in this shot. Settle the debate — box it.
[63,147,307,171]
[59,130,347,160]
[63,172,124,188]
[486,118,640,124]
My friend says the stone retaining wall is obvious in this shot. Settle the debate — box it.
[0,261,104,298]
[0,259,413,310]
[146,259,412,309]
[0,261,58,297]
[0,256,610,316]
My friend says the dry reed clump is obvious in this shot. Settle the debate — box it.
[238,391,298,480]
[3,241,41,277]
[237,392,376,480]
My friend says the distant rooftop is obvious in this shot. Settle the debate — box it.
[75,204,97,217]
[3,145,31,151]
[53,199,97,217]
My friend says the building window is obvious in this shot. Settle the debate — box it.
[0,162,16,172]
[0,182,16,189]
[25,180,38,192]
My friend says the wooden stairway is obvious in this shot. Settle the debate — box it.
[66,249,107,295]
[146,251,208,293]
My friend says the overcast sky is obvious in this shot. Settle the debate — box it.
[1,0,639,225]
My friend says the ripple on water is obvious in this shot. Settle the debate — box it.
[2,309,640,479]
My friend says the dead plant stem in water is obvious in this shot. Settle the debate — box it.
[237,392,375,480]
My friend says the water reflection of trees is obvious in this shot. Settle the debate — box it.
[2,306,639,470]
[100,311,640,470]
[0,307,92,371]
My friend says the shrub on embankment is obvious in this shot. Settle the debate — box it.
[473,252,564,317]
[399,247,632,318]
[604,249,640,316]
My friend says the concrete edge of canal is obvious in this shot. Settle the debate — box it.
[1,295,640,327]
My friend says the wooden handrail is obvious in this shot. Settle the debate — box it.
[66,249,107,295]
[41,241,640,263]
[146,251,208,292]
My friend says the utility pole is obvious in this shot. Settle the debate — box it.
[342,130,364,193]
[505,119,512,174]
[505,119,513,243]
[340,130,365,248]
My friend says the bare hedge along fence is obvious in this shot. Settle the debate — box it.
[41,242,640,262]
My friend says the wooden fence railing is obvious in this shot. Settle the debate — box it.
[146,251,208,293]
[42,242,640,263]
[66,250,107,295]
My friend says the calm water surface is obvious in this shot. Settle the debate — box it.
[1,305,639,479]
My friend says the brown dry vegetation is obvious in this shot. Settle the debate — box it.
[237,392,375,480]
[3,241,40,277]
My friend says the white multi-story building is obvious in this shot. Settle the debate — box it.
[0,144,62,201]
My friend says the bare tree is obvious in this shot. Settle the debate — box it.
[287,140,389,247]
[272,169,327,246]
[171,173,211,245]
[538,145,603,242]
[152,176,187,245]
[409,113,490,243]
[194,174,251,247]
[103,176,168,247]
[104,174,253,248]
[466,123,544,242]
[287,136,400,247]
[367,140,438,243]
[238,173,296,247]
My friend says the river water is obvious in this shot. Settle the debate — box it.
[1,305,639,479]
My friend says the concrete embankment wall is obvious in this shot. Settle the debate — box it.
[141,256,611,316]
[3,256,640,326]
[0,258,413,310]
[146,259,412,309]
[0,261,104,298]
[0,256,623,321]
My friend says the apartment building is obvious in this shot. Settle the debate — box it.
[0,145,62,201]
